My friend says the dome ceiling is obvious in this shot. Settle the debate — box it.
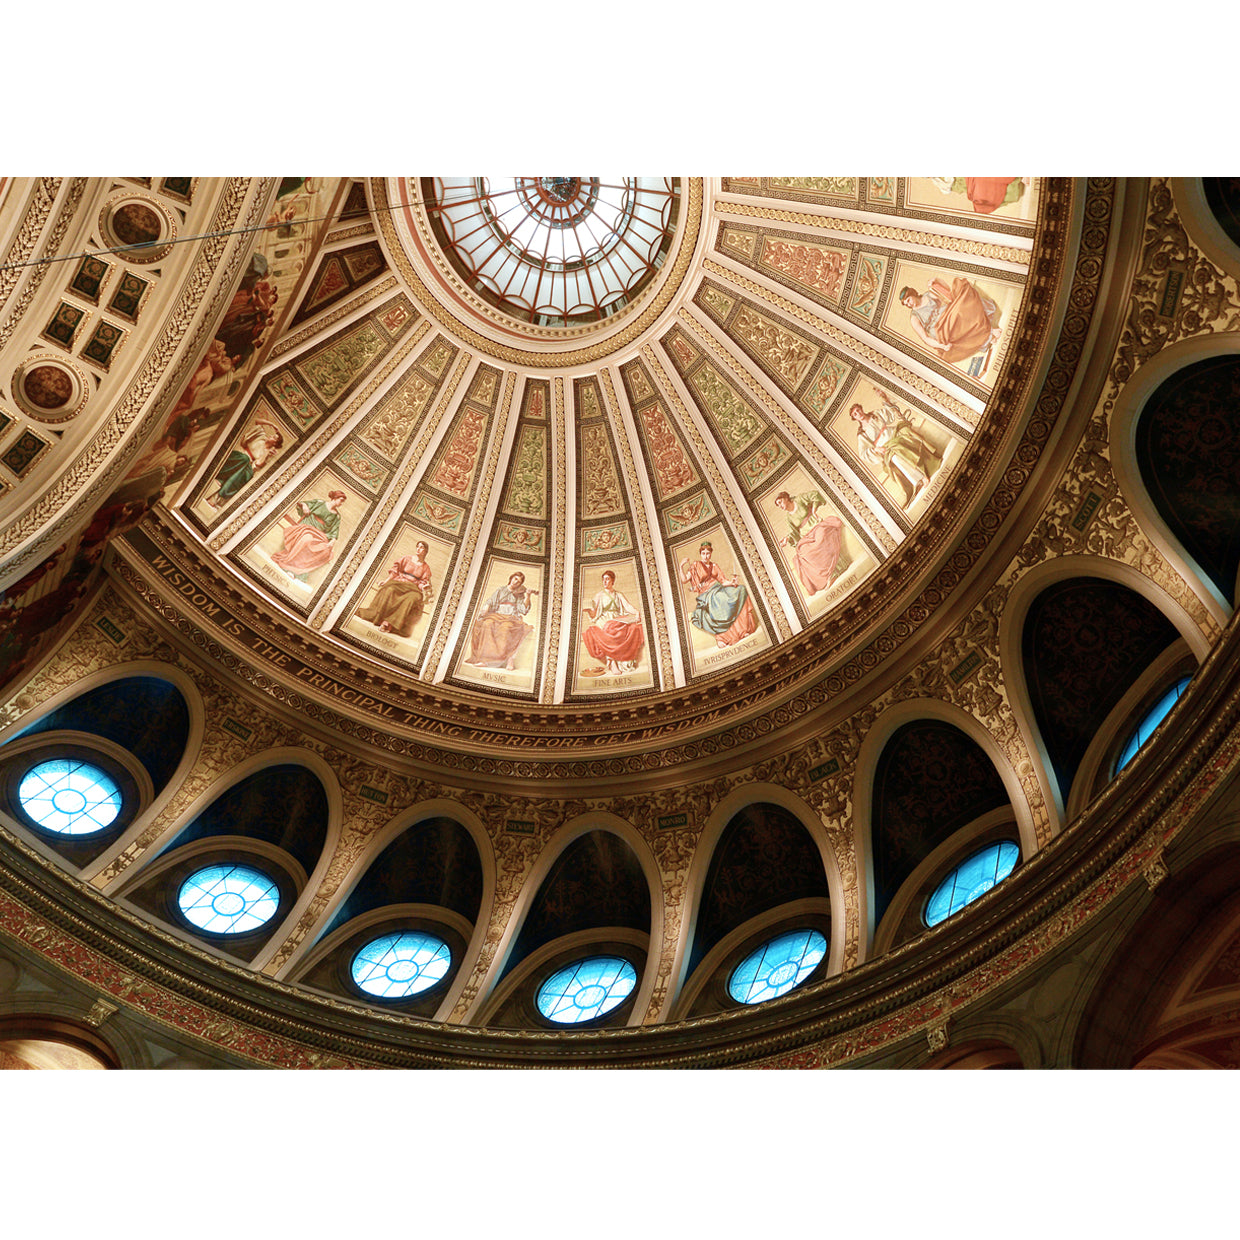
[161,177,1042,713]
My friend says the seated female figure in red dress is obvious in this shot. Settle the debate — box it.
[581,571,644,675]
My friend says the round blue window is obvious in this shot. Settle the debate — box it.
[19,758,123,835]
[177,864,280,935]
[1117,675,1191,773]
[728,928,827,1005]
[351,931,452,1000]
[924,840,1020,927]
[536,956,637,1024]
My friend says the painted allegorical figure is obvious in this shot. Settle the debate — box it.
[581,571,644,675]
[356,541,433,637]
[773,491,844,596]
[931,177,1025,215]
[272,491,346,582]
[207,419,284,508]
[679,542,758,648]
[466,572,539,669]
[848,387,942,508]
[900,277,1001,365]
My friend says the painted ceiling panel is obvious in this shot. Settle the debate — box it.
[72,177,1043,708]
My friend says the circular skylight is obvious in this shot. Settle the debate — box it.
[924,840,1020,927]
[728,928,827,1005]
[426,177,679,325]
[351,930,452,1000]
[177,863,280,935]
[536,955,638,1024]
[18,758,122,835]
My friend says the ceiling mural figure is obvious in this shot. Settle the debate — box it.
[9,177,1240,1078]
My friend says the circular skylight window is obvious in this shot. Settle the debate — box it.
[924,840,1020,927]
[536,955,638,1024]
[728,928,827,1005]
[425,177,679,325]
[351,930,452,1000]
[18,758,123,835]
[177,863,280,935]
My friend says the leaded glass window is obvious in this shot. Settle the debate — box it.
[426,178,679,325]
[1116,676,1191,772]
[18,758,122,835]
[924,840,1020,927]
[727,928,827,1005]
[351,930,452,1000]
[177,864,280,935]
[536,956,637,1024]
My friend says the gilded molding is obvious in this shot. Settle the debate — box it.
[1110,179,1240,389]
[677,305,897,555]
[599,367,674,682]
[704,257,979,427]
[1,179,262,577]
[268,275,400,359]
[640,342,792,643]
[423,369,516,678]
[210,316,432,550]
[716,200,1032,265]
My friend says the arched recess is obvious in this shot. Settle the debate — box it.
[1133,355,1240,610]
[1169,177,1240,279]
[853,699,1025,961]
[276,797,495,1019]
[922,1040,1023,1069]
[872,807,1023,958]
[1108,333,1240,623]
[469,813,661,1029]
[0,1015,121,1070]
[1075,841,1240,1069]
[666,783,846,1020]
[999,556,1206,831]
[107,746,341,970]
[283,800,491,1023]
[666,784,844,1020]
[0,664,200,874]
[1064,637,1197,821]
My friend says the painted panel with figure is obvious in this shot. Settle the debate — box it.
[342,524,451,667]
[905,178,1038,224]
[187,401,290,521]
[242,470,362,601]
[571,560,653,696]
[758,466,877,620]
[671,528,770,677]
[453,560,544,695]
[884,262,1022,387]
[830,377,963,514]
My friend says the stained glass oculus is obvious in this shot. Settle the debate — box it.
[1116,676,1191,772]
[351,930,452,1000]
[177,864,280,935]
[18,758,122,835]
[924,840,1020,927]
[426,177,679,326]
[536,956,637,1024]
[728,929,827,1005]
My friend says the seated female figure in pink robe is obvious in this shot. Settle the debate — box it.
[272,491,346,582]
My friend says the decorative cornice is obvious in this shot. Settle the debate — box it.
[1,610,1236,1067]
